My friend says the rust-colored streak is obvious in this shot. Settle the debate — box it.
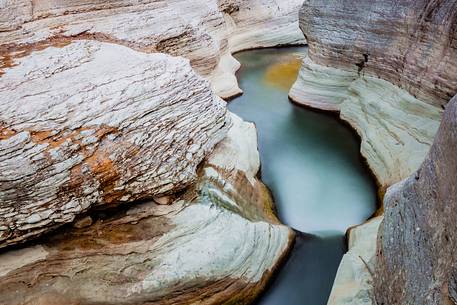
[0,54,16,77]
[0,123,17,140]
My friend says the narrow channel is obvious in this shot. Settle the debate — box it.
[228,47,377,305]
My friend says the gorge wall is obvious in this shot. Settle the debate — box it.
[291,0,457,189]
[292,1,457,305]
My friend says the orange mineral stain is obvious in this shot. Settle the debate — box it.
[263,57,302,91]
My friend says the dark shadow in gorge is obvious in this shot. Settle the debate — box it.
[254,231,346,305]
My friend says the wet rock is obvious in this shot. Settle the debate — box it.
[0,40,229,248]
[0,112,293,305]
[375,95,457,305]
[0,0,305,99]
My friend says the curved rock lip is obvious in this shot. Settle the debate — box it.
[0,112,294,305]
[0,39,229,248]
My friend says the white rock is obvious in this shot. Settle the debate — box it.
[327,217,383,305]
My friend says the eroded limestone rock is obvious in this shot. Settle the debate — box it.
[0,112,293,305]
[0,40,229,248]
[327,217,382,305]
[375,95,457,305]
[0,0,305,99]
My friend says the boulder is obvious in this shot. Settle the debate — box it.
[0,40,229,247]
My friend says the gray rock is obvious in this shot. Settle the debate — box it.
[375,95,457,305]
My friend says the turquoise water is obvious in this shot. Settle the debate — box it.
[227,47,377,305]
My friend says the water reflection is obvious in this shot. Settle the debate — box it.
[228,47,377,305]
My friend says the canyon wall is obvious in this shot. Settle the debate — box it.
[291,0,457,189]
[299,0,457,106]
[375,95,457,305]
[0,0,305,99]
[292,1,457,305]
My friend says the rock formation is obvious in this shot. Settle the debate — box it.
[291,2,457,305]
[374,95,457,305]
[0,0,305,99]
[328,217,382,305]
[0,40,229,248]
[0,113,294,304]
[291,0,457,189]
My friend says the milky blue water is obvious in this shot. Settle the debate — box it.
[227,47,377,305]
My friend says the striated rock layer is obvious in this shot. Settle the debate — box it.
[298,0,457,105]
[290,0,457,189]
[375,95,457,305]
[0,113,294,305]
[0,40,229,248]
[0,0,305,99]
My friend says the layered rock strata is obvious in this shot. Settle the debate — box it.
[291,0,457,189]
[0,0,305,99]
[374,95,457,305]
[0,113,293,305]
[298,0,457,105]
[0,40,229,248]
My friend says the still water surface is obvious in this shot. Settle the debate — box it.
[228,48,377,305]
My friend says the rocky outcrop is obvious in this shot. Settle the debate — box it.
[291,0,457,188]
[0,40,229,248]
[0,113,293,305]
[0,0,305,99]
[327,217,382,305]
[374,95,457,305]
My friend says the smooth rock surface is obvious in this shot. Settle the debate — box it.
[375,95,457,305]
[327,217,382,305]
[0,0,305,99]
[0,40,229,247]
[0,113,293,305]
